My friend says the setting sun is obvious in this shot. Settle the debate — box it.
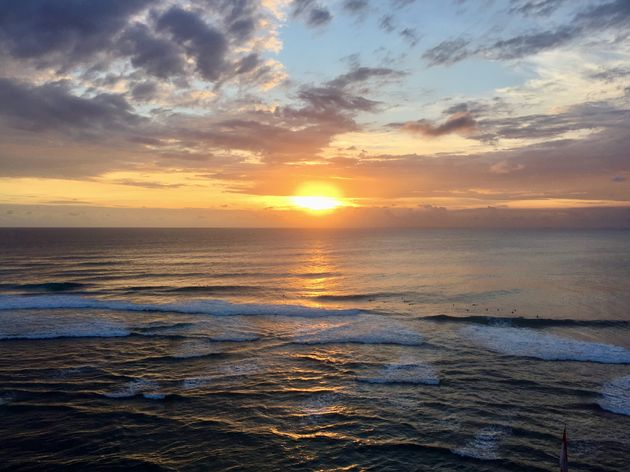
[291,195,343,211]
[290,182,346,212]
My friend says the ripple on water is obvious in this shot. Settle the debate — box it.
[104,379,164,399]
[357,357,439,385]
[452,426,511,461]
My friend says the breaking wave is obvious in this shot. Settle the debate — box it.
[0,294,361,317]
[598,376,630,416]
[463,325,630,364]
[293,317,423,346]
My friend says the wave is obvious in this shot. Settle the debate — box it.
[104,379,164,399]
[452,426,510,460]
[310,292,408,302]
[0,282,90,293]
[598,376,630,416]
[293,317,424,346]
[463,325,630,364]
[426,314,630,328]
[358,358,439,385]
[0,320,130,340]
[0,294,361,317]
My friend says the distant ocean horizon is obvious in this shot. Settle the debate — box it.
[1,228,629,470]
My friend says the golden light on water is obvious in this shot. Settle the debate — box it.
[290,182,346,213]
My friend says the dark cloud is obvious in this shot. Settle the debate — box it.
[119,23,186,79]
[306,7,333,26]
[328,66,406,89]
[423,39,472,66]
[509,0,567,17]
[476,102,630,142]
[393,112,477,137]
[399,28,420,46]
[0,78,139,132]
[130,81,158,101]
[298,87,379,112]
[425,0,630,65]
[589,66,630,81]
[379,15,396,33]
[487,26,577,60]
[611,176,626,182]
[0,0,150,67]
[291,0,332,27]
[342,0,370,14]
[156,7,228,82]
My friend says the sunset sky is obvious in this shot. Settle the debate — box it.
[1,0,629,227]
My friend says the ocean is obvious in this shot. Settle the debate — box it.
[0,228,629,471]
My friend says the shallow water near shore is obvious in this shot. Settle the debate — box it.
[1,228,629,471]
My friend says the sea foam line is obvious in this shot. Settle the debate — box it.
[463,325,630,364]
[0,294,361,317]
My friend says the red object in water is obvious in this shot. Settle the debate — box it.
[560,426,569,472]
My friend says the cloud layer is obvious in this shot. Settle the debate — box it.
[0,0,628,226]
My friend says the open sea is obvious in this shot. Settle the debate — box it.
[0,228,629,471]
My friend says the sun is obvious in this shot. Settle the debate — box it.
[290,182,345,213]
[291,195,343,211]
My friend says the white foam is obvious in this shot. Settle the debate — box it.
[453,426,509,460]
[358,359,439,385]
[599,376,630,416]
[104,379,161,399]
[294,316,423,346]
[0,294,360,317]
[463,325,630,364]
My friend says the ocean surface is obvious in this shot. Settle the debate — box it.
[0,228,629,471]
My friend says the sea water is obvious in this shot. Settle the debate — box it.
[0,228,629,470]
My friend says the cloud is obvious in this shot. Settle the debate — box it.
[342,0,370,15]
[118,23,186,79]
[110,179,185,189]
[0,0,151,68]
[424,0,630,65]
[130,81,158,101]
[0,78,140,132]
[509,0,568,17]
[379,15,396,33]
[156,7,228,82]
[291,0,332,27]
[399,28,420,47]
[423,39,472,66]
[393,112,477,137]
[327,66,406,89]
[476,102,630,142]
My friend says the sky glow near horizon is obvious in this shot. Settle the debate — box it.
[0,0,629,227]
